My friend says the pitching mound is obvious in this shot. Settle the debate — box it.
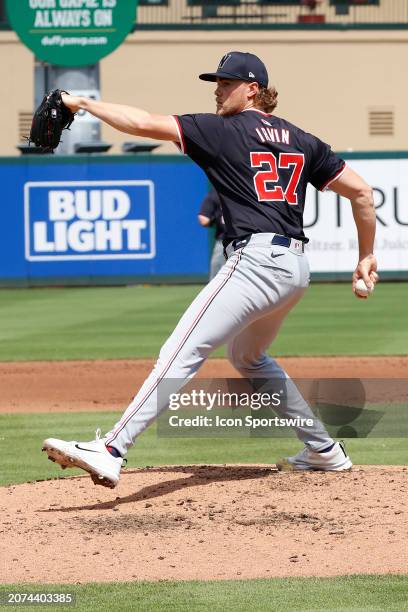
[1,465,407,583]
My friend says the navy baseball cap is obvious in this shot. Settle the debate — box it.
[199,51,268,88]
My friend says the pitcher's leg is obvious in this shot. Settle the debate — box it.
[43,257,256,487]
[105,250,268,455]
[227,292,334,451]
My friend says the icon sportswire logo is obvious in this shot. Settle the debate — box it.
[24,180,156,261]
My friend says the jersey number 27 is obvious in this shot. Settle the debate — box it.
[250,152,304,206]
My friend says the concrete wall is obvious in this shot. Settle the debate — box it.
[0,28,407,155]
[0,32,34,156]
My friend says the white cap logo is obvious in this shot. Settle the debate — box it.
[249,72,255,78]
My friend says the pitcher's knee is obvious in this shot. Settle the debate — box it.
[227,345,267,372]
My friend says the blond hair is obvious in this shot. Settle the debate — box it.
[253,86,278,113]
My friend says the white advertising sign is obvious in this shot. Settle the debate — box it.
[304,159,408,274]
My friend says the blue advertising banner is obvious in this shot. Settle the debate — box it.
[0,155,210,285]
[25,180,155,261]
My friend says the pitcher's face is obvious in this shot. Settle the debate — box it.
[214,78,258,116]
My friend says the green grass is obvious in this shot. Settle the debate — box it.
[1,412,407,487]
[0,283,406,360]
[1,285,406,610]
[1,575,407,611]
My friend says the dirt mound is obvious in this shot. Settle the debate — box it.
[1,465,407,583]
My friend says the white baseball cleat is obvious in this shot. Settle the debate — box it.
[277,441,352,472]
[42,429,123,488]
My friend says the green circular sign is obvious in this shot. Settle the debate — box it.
[6,0,138,67]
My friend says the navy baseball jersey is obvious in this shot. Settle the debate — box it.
[174,109,346,244]
[199,189,226,240]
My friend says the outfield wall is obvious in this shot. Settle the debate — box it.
[0,155,209,286]
[0,152,406,286]
[305,153,408,280]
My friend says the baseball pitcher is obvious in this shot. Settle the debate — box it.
[42,51,378,488]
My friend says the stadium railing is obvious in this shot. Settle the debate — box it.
[1,1,408,31]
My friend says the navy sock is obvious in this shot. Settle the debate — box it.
[106,445,122,458]
[318,442,336,453]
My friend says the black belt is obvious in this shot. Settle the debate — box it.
[271,235,291,248]
[229,234,302,252]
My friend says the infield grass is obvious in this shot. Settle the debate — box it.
[1,575,407,611]
[0,283,406,360]
[1,412,407,487]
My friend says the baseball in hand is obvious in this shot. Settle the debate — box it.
[355,278,374,297]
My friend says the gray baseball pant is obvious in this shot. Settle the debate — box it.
[105,233,333,456]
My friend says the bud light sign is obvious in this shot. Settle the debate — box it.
[24,180,155,261]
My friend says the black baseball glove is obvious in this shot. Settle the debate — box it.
[29,89,75,153]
